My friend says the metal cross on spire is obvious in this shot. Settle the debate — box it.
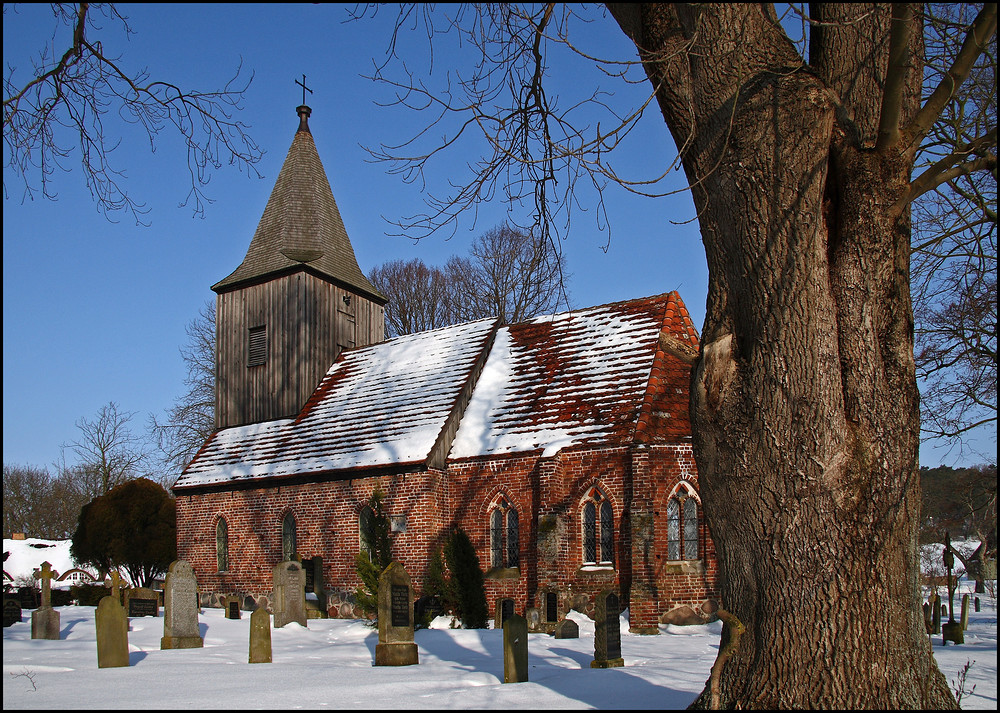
[295,74,313,106]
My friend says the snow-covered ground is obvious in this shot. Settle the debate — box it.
[3,594,996,710]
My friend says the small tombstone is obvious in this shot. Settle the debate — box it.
[272,560,307,628]
[495,597,515,629]
[941,619,964,645]
[4,597,23,627]
[960,594,970,631]
[30,561,60,640]
[248,608,272,664]
[160,560,204,649]
[95,591,130,668]
[974,597,981,613]
[414,595,442,627]
[126,587,160,617]
[922,602,932,634]
[374,562,418,666]
[553,618,579,639]
[503,613,529,683]
[525,606,543,632]
[223,595,242,620]
[591,589,624,668]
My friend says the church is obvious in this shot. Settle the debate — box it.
[172,103,719,633]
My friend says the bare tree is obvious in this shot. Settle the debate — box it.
[359,3,997,707]
[448,224,568,324]
[152,300,217,471]
[66,401,153,498]
[368,258,456,337]
[3,3,263,222]
[2,463,87,539]
[912,3,997,454]
[370,223,568,336]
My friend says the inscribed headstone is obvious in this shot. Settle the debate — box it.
[591,589,624,668]
[374,562,418,666]
[30,561,60,640]
[224,595,242,620]
[503,613,529,683]
[126,587,160,617]
[272,560,307,628]
[160,560,204,649]
[95,593,129,668]
[249,608,272,664]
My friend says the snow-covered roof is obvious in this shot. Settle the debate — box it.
[3,538,95,588]
[175,292,698,490]
[176,317,499,489]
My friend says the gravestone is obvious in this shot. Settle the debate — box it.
[960,594,970,631]
[591,589,625,668]
[248,608,272,664]
[930,594,941,634]
[223,595,242,620]
[30,561,60,640]
[525,606,543,632]
[126,586,160,617]
[414,595,442,627]
[495,598,515,629]
[96,589,130,668]
[975,596,980,613]
[160,560,204,649]
[374,562,418,666]
[4,597,23,627]
[922,602,932,634]
[302,556,327,618]
[272,560,307,628]
[553,618,579,639]
[503,613,529,683]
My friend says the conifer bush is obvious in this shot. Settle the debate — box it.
[443,528,488,629]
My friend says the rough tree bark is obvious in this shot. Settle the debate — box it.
[610,3,960,708]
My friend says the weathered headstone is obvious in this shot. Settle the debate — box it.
[272,560,307,628]
[126,586,160,617]
[160,560,204,649]
[974,596,981,613]
[960,594,970,631]
[248,608,272,664]
[95,591,130,668]
[4,597,23,627]
[30,561,60,640]
[922,602,932,634]
[553,617,579,639]
[374,562,418,666]
[503,613,529,683]
[223,595,242,620]
[930,593,941,634]
[414,595,442,627]
[525,606,543,632]
[495,597,515,629]
[591,589,624,668]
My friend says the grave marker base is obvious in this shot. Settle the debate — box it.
[590,657,625,668]
[375,641,418,666]
[160,635,204,649]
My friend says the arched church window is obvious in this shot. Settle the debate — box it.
[489,498,519,569]
[216,517,229,572]
[281,511,297,562]
[667,485,700,561]
[582,488,614,566]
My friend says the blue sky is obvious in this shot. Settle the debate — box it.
[3,4,994,472]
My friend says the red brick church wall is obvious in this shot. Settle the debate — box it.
[175,442,718,629]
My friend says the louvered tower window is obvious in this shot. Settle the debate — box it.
[248,325,267,366]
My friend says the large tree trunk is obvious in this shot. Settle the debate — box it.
[611,4,956,708]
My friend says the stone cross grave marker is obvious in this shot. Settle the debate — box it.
[96,590,129,668]
[503,613,529,683]
[126,586,160,617]
[249,608,272,664]
[591,589,625,668]
[374,562,418,666]
[272,561,307,628]
[160,560,204,649]
[30,561,60,640]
